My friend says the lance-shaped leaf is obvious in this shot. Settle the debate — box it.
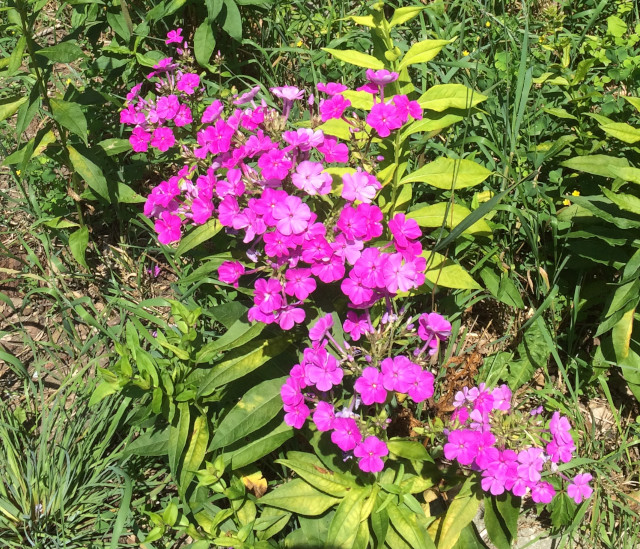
[398,39,452,71]
[418,84,487,112]
[400,157,491,190]
[322,48,384,70]
[260,478,340,515]
[50,99,88,144]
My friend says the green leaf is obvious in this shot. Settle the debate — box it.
[0,97,27,122]
[209,377,285,450]
[205,0,224,19]
[561,155,629,178]
[326,488,368,548]
[196,337,289,396]
[495,492,520,541]
[98,138,132,156]
[483,496,511,549]
[400,158,491,189]
[607,15,627,37]
[601,187,640,215]
[316,118,353,140]
[387,504,435,549]
[121,428,169,457]
[7,36,26,77]
[548,493,576,528]
[599,121,640,144]
[322,48,385,70]
[386,439,434,462]
[195,320,265,364]
[88,380,119,406]
[612,308,635,361]
[398,39,452,71]
[276,456,357,497]
[400,112,465,140]
[608,166,640,185]
[168,402,190,480]
[50,99,88,144]
[543,107,577,120]
[179,414,209,497]
[194,18,215,68]
[407,202,491,236]
[341,90,374,110]
[260,478,340,515]
[222,0,242,41]
[389,6,425,27]
[175,218,222,257]
[423,252,480,290]
[36,42,86,63]
[223,421,293,469]
[67,145,110,202]
[435,476,480,549]
[69,226,89,269]
[623,96,640,113]
[418,84,487,112]
[106,11,131,42]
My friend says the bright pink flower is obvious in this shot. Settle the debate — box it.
[201,100,224,123]
[292,161,333,195]
[317,82,348,95]
[354,367,387,405]
[218,261,245,287]
[381,356,416,393]
[353,247,386,289]
[531,481,556,504]
[382,253,420,293]
[366,69,399,86]
[281,377,303,407]
[331,418,362,451]
[313,401,336,431]
[233,85,261,105]
[305,348,343,391]
[481,467,507,495]
[151,126,175,152]
[341,169,381,203]
[341,272,374,305]
[331,234,363,265]
[177,73,200,95]
[271,85,304,101]
[407,368,434,403]
[217,196,240,226]
[491,384,512,411]
[130,127,152,152]
[277,306,306,330]
[285,268,316,300]
[517,447,544,483]
[549,412,573,445]
[393,94,422,121]
[258,149,292,181]
[309,313,333,341]
[254,278,284,314]
[336,206,368,240]
[388,213,421,248]
[284,402,310,429]
[174,104,193,126]
[444,429,480,465]
[354,436,388,473]
[366,101,404,137]
[356,203,383,240]
[343,310,372,342]
[319,95,351,122]
[417,312,452,342]
[191,197,213,224]
[165,28,183,45]
[272,195,311,235]
[156,95,180,120]
[154,211,182,244]
[317,137,349,163]
[474,431,497,469]
[567,473,593,504]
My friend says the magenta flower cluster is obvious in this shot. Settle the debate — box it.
[281,311,452,473]
[120,32,426,332]
[444,384,592,504]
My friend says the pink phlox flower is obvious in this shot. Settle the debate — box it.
[165,28,183,45]
[154,211,182,244]
[292,161,333,195]
[341,271,374,306]
[407,367,434,403]
[216,168,245,198]
[191,197,213,224]
[289,363,309,388]
[208,119,235,155]
[144,178,181,216]
[517,447,545,483]
[152,57,175,72]
[549,412,573,445]
[254,277,284,314]
[120,104,146,125]
[468,408,490,431]
[473,384,495,414]
[317,136,349,163]
[195,171,215,200]
[417,312,452,343]
[310,253,345,284]
[481,467,507,495]
[366,101,404,137]
[392,94,423,121]
[313,401,336,432]
[381,356,416,393]
[366,69,399,86]
[251,189,288,227]
[156,95,180,120]
[388,213,421,248]
[283,401,310,429]
[343,310,372,341]
[233,85,261,105]
[271,85,304,101]
[319,95,351,122]
[341,169,381,203]
[336,206,368,240]
[353,247,386,289]
[285,268,316,300]
[201,100,224,124]
[357,82,379,95]
[317,82,348,95]
[217,196,240,227]
[473,432,497,469]
[354,436,388,473]
[546,439,575,464]
[281,377,304,407]
[174,104,193,126]
[263,230,294,258]
[531,481,556,504]
[356,203,383,240]
[125,83,143,102]
[272,195,311,235]
[217,261,245,287]
[309,313,334,342]
[491,384,512,411]
[444,429,480,465]
[244,130,276,157]
[451,406,469,424]
[247,306,276,325]
[567,473,593,504]
[233,207,267,243]
[331,417,362,451]
[331,234,363,266]
[305,347,343,391]
[177,73,200,95]
[258,148,293,181]
[130,127,152,152]
[301,235,332,263]
[276,305,306,330]
[382,253,420,293]
[150,126,175,152]
[354,367,387,405]
[282,128,324,151]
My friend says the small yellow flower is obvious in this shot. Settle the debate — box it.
[562,198,571,206]
[16,170,21,176]
[66,78,72,85]
[296,39,303,47]
[462,50,470,56]
[571,190,580,197]
[485,21,491,28]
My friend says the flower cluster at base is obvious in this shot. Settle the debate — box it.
[444,385,592,505]
[281,311,452,473]
[121,31,428,333]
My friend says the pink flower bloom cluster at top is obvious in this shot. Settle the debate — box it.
[281,312,450,473]
[444,384,591,505]
[122,44,427,328]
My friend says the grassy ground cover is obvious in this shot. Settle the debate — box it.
[1,0,639,547]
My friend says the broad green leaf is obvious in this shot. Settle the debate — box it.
[276,457,357,497]
[387,504,435,549]
[50,99,88,144]
[418,84,487,112]
[507,320,550,389]
[612,308,635,361]
[623,96,640,113]
[543,107,577,120]
[435,476,480,549]
[548,493,576,528]
[398,39,452,71]
[175,218,222,257]
[386,439,434,462]
[194,18,215,67]
[67,145,111,202]
[36,42,86,63]
[423,252,481,290]
[209,377,285,450]
[322,48,385,70]
[88,380,119,406]
[599,121,640,144]
[326,488,368,548]
[608,166,640,185]
[222,0,242,41]
[407,202,492,236]
[452,523,487,549]
[106,11,131,41]
[42,217,79,229]
[69,226,89,269]
[98,138,131,156]
[7,36,26,77]
[121,428,169,458]
[601,187,640,215]
[316,118,353,140]
[607,15,627,37]
[400,112,465,141]
[561,155,629,178]
[196,337,289,396]
[195,320,265,364]
[400,158,491,189]
[342,90,374,110]
[349,15,377,27]
[168,402,190,480]
[223,421,293,469]
[483,496,511,549]
[0,97,27,122]
[179,414,209,497]
[260,478,340,515]
[389,6,425,27]
[117,182,146,203]
[495,492,520,541]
